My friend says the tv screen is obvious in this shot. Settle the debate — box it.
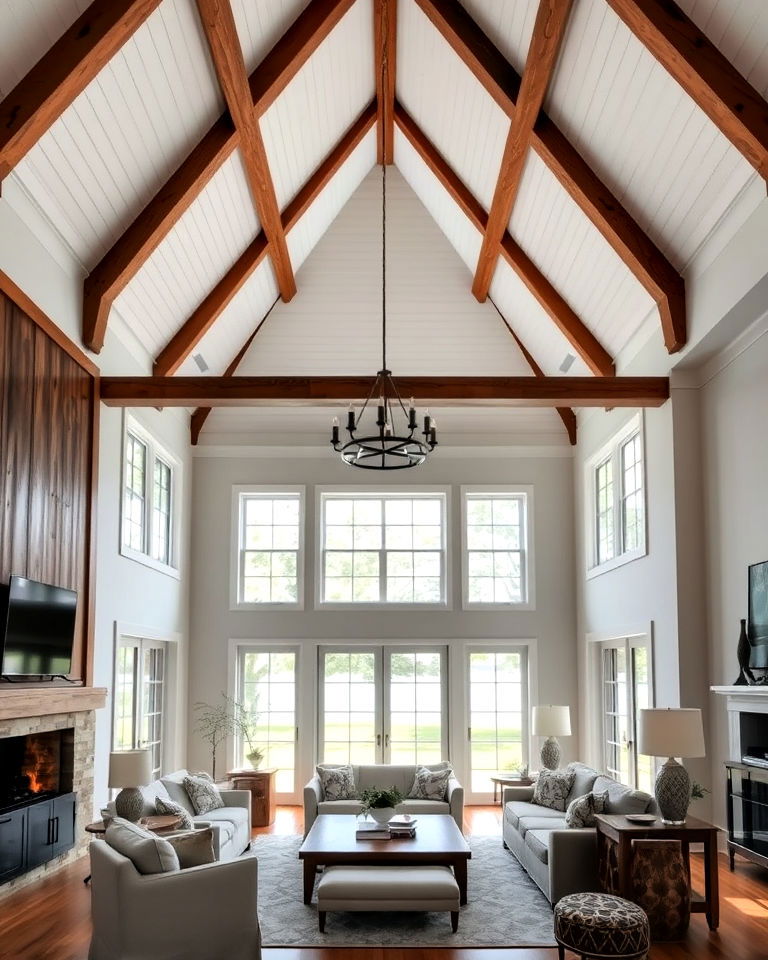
[1,577,77,677]
[748,561,768,669]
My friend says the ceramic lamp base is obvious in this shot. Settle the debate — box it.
[540,736,562,770]
[114,786,145,823]
[655,757,691,825]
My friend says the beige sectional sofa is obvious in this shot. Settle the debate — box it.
[304,763,463,835]
[502,762,657,904]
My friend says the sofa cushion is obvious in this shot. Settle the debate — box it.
[155,795,194,830]
[533,769,576,811]
[517,815,567,838]
[166,828,216,868]
[105,817,180,875]
[593,776,654,815]
[160,770,196,815]
[397,800,450,816]
[408,765,452,800]
[525,829,551,865]
[317,764,357,800]
[355,765,417,798]
[565,790,608,828]
[566,762,599,803]
[318,799,364,816]
[193,805,248,845]
[505,801,565,830]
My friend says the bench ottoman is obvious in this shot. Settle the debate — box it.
[316,865,460,932]
[554,892,650,960]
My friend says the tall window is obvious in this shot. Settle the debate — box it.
[233,488,304,607]
[113,637,167,781]
[121,416,179,573]
[318,491,448,605]
[599,637,653,793]
[587,416,646,575]
[462,488,532,607]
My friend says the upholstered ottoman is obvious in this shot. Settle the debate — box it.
[316,865,460,932]
[554,892,650,960]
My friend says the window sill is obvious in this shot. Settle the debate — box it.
[231,601,304,611]
[315,601,451,612]
[462,601,535,611]
[586,546,646,580]
[120,546,180,580]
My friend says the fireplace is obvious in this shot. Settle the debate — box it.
[0,729,74,813]
[740,712,768,765]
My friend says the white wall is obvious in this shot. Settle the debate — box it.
[0,199,192,815]
[187,450,578,792]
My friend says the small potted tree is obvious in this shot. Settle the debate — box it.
[359,786,404,823]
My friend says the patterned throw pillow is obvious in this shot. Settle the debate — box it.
[183,774,225,815]
[408,765,453,800]
[155,795,195,830]
[316,764,357,800]
[565,789,609,828]
[532,768,576,812]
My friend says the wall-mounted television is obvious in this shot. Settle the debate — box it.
[1,577,77,677]
[748,561,768,670]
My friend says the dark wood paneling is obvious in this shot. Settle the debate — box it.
[0,292,96,683]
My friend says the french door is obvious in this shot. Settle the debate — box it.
[318,646,448,765]
[600,637,653,793]
[113,637,167,781]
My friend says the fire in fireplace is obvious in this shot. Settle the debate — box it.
[0,729,74,811]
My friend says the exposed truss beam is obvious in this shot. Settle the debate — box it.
[606,0,768,179]
[82,0,353,352]
[415,0,686,353]
[155,102,376,377]
[0,0,162,184]
[374,0,397,164]
[100,376,669,407]
[395,103,614,378]
[196,0,295,301]
[472,0,574,301]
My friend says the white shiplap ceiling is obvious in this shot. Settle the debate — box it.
[1,0,767,448]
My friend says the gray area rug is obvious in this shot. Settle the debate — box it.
[251,833,556,947]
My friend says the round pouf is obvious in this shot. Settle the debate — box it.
[554,892,650,960]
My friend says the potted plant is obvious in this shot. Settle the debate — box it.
[359,786,404,823]
[193,700,233,781]
[227,695,264,769]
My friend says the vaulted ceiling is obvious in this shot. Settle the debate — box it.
[1,0,767,447]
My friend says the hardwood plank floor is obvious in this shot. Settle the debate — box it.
[0,806,766,960]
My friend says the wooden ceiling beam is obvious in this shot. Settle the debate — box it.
[395,103,614,378]
[415,0,686,353]
[82,0,353,352]
[374,0,397,164]
[472,0,575,301]
[606,0,768,179]
[0,0,162,184]
[100,375,669,408]
[156,103,376,377]
[196,0,295,302]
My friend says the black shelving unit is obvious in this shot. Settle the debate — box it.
[0,792,76,883]
[725,761,768,871]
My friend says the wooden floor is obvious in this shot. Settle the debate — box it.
[1,806,766,960]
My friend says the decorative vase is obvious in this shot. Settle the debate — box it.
[247,751,263,770]
[655,758,692,824]
[734,618,755,685]
[540,736,562,770]
[368,806,395,824]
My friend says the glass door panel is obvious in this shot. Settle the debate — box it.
[385,649,446,764]
[240,650,297,794]
[319,650,380,764]
[113,638,166,781]
[600,638,653,790]
[631,644,653,792]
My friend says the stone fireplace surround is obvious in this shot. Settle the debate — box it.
[0,687,105,899]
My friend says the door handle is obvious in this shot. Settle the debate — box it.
[385,734,389,748]
[376,734,381,746]
[47,819,53,845]
[0,818,11,825]
[54,817,59,844]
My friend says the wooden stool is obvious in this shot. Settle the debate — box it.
[631,839,690,941]
[554,892,650,960]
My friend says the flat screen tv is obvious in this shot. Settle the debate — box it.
[1,577,77,677]
[748,560,768,670]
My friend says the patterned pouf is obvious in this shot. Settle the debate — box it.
[554,892,650,960]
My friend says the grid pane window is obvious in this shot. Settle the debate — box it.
[123,433,146,553]
[621,435,644,553]
[240,651,297,793]
[114,646,136,751]
[465,495,525,604]
[122,422,177,569]
[590,421,645,571]
[240,495,301,604]
[321,495,445,604]
[469,651,526,793]
[388,651,444,764]
[113,639,165,781]
[600,639,653,792]
[603,647,629,782]
[596,459,615,565]
[152,459,172,565]
[321,651,377,763]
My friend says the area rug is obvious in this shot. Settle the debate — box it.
[250,833,556,947]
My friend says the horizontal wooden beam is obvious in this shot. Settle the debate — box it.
[395,103,614,377]
[606,0,768,179]
[0,0,162,182]
[100,375,669,407]
[416,0,686,353]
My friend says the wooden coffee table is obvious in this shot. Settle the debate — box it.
[299,815,471,905]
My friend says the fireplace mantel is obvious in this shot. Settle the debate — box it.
[0,686,107,721]
[711,686,768,698]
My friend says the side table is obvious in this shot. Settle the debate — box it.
[227,767,277,827]
[490,774,534,805]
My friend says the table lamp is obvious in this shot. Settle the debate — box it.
[109,749,152,822]
[638,707,705,824]
[532,705,571,769]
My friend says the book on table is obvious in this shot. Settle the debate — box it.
[355,822,391,840]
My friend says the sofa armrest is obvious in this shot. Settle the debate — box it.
[502,785,535,804]
[547,829,599,904]
[446,777,464,831]
[304,776,322,836]
[218,789,250,810]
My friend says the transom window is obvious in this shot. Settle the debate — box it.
[233,488,304,608]
[461,488,532,607]
[318,491,448,605]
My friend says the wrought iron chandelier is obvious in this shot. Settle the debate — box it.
[330,118,438,470]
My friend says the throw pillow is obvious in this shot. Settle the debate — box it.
[155,795,195,831]
[183,774,225,815]
[565,789,609,828]
[105,817,180,875]
[532,768,576,812]
[166,828,216,868]
[316,764,357,800]
[408,765,453,800]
